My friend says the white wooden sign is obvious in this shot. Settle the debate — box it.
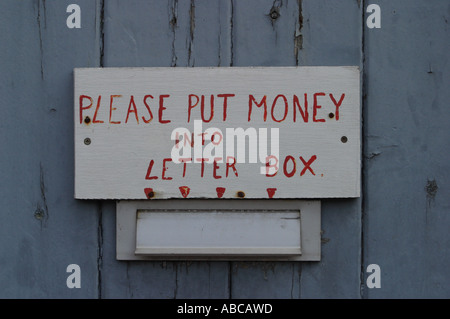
[74,67,360,199]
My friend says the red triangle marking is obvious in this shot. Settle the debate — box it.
[216,187,226,198]
[267,188,277,198]
[179,186,190,198]
[144,188,154,198]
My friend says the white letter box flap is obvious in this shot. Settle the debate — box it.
[135,210,301,256]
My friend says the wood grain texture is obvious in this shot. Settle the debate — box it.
[363,0,450,298]
[0,0,101,298]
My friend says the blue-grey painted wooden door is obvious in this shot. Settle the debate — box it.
[0,0,448,298]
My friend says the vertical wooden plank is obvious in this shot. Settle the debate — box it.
[101,0,181,298]
[231,262,301,298]
[298,0,362,66]
[0,0,101,298]
[298,0,363,298]
[103,0,174,67]
[228,0,302,299]
[100,0,230,298]
[189,0,233,66]
[232,0,297,66]
[363,0,450,298]
[172,262,230,298]
[230,0,363,298]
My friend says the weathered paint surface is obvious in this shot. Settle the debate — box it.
[363,0,450,298]
[0,0,101,298]
[0,0,449,298]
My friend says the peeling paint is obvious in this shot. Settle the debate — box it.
[294,0,303,65]
[320,230,330,244]
[100,0,105,67]
[126,262,134,298]
[230,0,234,66]
[207,261,211,297]
[298,263,302,298]
[174,262,179,299]
[228,262,233,298]
[36,163,49,228]
[290,264,295,298]
[169,0,178,29]
[169,0,178,67]
[37,0,45,80]
[188,0,195,67]
[365,151,381,160]
[217,5,222,67]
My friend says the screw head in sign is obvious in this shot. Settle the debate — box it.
[84,138,91,145]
